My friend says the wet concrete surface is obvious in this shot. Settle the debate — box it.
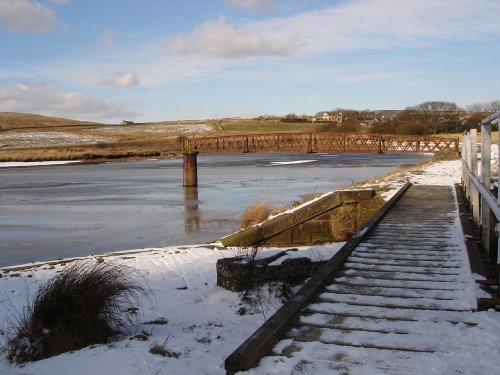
[0,152,430,267]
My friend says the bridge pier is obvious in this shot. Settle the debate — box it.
[183,151,199,187]
[377,136,384,154]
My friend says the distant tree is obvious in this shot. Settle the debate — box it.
[461,112,484,131]
[466,99,500,114]
[466,102,486,113]
[485,99,500,112]
[280,113,307,123]
[404,101,460,134]
[369,120,398,134]
[337,119,360,133]
[394,121,429,135]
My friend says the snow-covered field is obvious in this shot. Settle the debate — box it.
[0,131,110,148]
[1,156,500,374]
[99,123,213,135]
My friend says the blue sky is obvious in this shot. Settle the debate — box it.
[1,0,499,123]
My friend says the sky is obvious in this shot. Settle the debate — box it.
[0,0,500,123]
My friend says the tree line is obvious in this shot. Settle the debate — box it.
[320,99,500,135]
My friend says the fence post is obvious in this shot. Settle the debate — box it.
[481,124,492,252]
[470,129,480,224]
[461,132,466,190]
[464,132,471,200]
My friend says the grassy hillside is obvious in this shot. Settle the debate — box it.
[0,112,102,130]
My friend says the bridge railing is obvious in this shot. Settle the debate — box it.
[462,110,500,300]
[184,132,459,154]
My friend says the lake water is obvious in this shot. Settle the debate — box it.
[0,152,430,267]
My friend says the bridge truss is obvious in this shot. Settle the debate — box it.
[183,132,458,154]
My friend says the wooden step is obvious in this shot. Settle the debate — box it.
[317,292,473,311]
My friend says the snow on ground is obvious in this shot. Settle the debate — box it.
[0,245,341,375]
[1,154,500,374]
[99,123,213,134]
[0,131,110,148]
[0,161,81,168]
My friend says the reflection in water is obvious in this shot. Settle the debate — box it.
[184,187,200,232]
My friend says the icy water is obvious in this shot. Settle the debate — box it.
[0,152,430,267]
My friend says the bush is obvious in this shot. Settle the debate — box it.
[6,261,151,363]
[240,203,271,229]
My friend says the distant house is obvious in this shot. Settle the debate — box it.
[315,112,342,123]
[121,120,135,125]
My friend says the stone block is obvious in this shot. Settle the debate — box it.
[311,232,335,243]
[277,258,312,281]
[298,221,322,233]
[316,213,331,221]
[265,234,293,246]
[337,189,374,203]
[262,213,297,235]
[320,220,333,233]
[292,233,312,244]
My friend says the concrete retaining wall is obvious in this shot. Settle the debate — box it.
[220,189,376,247]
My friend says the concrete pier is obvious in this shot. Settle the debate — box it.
[183,151,198,187]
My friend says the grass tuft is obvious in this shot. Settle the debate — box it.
[240,203,271,229]
[432,151,460,161]
[6,261,151,364]
[330,194,385,241]
[290,192,324,208]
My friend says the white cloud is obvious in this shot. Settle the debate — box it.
[225,0,274,12]
[251,0,500,54]
[49,0,69,3]
[0,0,56,33]
[0,82,138,120]
[169,0,500,61]
[99,72,139,87]
[168,16,303,58]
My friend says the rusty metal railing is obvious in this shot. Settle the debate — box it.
[183,132,459,154]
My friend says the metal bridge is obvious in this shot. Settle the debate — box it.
[182,132,459,186]
[183,132,458,154]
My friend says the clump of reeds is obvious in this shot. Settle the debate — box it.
[290,192,324,208]
[240,203,271,229]
[330,194,385,241]
[6,261,151,364]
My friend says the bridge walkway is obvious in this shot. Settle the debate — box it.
[227,185,478,374]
